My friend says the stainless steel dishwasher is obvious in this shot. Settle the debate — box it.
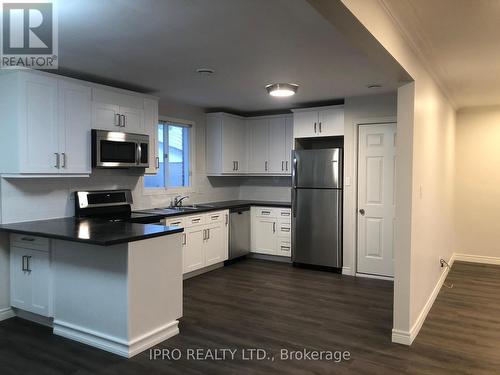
[228,207,251,260]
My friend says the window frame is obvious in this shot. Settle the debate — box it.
[142,116,196,196]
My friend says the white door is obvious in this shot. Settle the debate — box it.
[58,81,92,174]
[252,218,277,255]
[21,74,59,173]
[93,102,120,130]
[357,123,397,277]
[205,223,226,266]
[318,107,344,136]
[268,117,286,173]
[293,110,318,138]
[248,118,269,173]
[120,106,144,133]
[184,226,205,273]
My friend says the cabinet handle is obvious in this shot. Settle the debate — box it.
[22,255,27,271]
[281,211,290,217]
[281,161,284,171]
[171,221,181,226]
[122,115,126,127]
[207,229,210,240]
[236,161,239,171]
[281,246,291,251]
[273,222,276,233]
[21,237,35,242]
[319,122,322,133]
[281,227,290,232]
[314,122,317,133]
[182,233,186,245]
[192,218,200,223]
[286,161,289,171]
[265,161,268,171]
[61,152,66,168]
[211,215,219,220]
[54,153,60,169]
[156,157,160,169]
[22,255,32,272]
[233,161,236,171]
[225,214,228,226]
[203,229,207,240]
[261,210,271,215]
[115,113,121,126]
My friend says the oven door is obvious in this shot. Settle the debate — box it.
[92,130,147,168]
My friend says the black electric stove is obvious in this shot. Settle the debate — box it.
[74,189,164,224]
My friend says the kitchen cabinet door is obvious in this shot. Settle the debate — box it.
[144,98,159,175]
[21,73,59,173]
[10,247,51,317]
[204,222,227,266]
[318,107,344,136]
[248,118,269,173]
[10,247,32,311]
[251,217,277,255]
[120,106,145,133]
[93,102,120,131]
[293,110,318,138]
[284,117,294,173]
[183,226,205,273]
[58,80,92,174]
[268,117,287,174]
[222,115,247,173]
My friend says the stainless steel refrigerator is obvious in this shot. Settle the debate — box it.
[292,148,342,269]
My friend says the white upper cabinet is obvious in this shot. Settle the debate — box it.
[0,70,158,177]
[92,88,145,133]
[247,118,269,173]
[292,105,344,138]
[206,113,247,175]
[268,116,293,174]
[58,80,92,175]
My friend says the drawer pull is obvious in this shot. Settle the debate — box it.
[191,218,201,223]
[182,233,186,245]
[261,211,271,215]
[211,215,219,220]
[281,246,291,251]
[171,222,181,226]
[21,237,35,242]
[281,212,290,217]
[281,227,290,232]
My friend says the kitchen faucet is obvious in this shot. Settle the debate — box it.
[172,195,190,207]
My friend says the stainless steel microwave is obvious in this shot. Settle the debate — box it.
[92,129,149,168]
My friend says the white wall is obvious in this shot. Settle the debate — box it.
[337,0,457,343]
[455,107,500,260]
[343,93,397,275]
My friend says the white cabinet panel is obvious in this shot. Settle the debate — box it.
[251,217,277,255]
[293,110,318,139]
[120,106,144,133]
[205,222,227,266]
[318,107,344,136]
[293,106,344,139]
[248,118,269,173]
[251,207,291,257]
[144,98,159,175]
[92,102,120,131]
[22,74,59,173]
[10,245,51,317]
[184,226,205,273]
[58,81,92,174]
[268,117,286,174]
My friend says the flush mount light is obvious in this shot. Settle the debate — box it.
[196,68,215,76]
[266,83,299,97]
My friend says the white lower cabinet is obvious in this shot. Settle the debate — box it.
[251,207,291,257]
[165,210,229,274]
[10,235,52,317]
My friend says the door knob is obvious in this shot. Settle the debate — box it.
[359,209,365,216]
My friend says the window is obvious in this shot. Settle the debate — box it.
[144,121,191,189]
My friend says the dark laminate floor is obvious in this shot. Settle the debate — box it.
[0,260,499,374]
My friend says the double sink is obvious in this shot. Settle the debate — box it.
[150,204,216,215]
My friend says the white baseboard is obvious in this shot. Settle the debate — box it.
[356,272,394,281]
[54,319,179,358]
[342,266,353,276]
[0,307,14,321]
[454,253,500,265]
[391,253,456,346]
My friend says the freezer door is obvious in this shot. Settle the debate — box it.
[292,188,342,268]
[293,149,342,188]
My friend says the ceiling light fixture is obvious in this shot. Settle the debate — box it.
[266,83,299,97]
[196,68,215,76]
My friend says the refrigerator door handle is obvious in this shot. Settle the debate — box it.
[292,154,298,217]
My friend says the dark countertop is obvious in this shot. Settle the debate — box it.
[0,217,183,246]
[136,200,291,218]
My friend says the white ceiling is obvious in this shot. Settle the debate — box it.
[57,0,401,113]
[382,0,500,109]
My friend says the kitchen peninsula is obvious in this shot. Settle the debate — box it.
[0,217,184,358]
